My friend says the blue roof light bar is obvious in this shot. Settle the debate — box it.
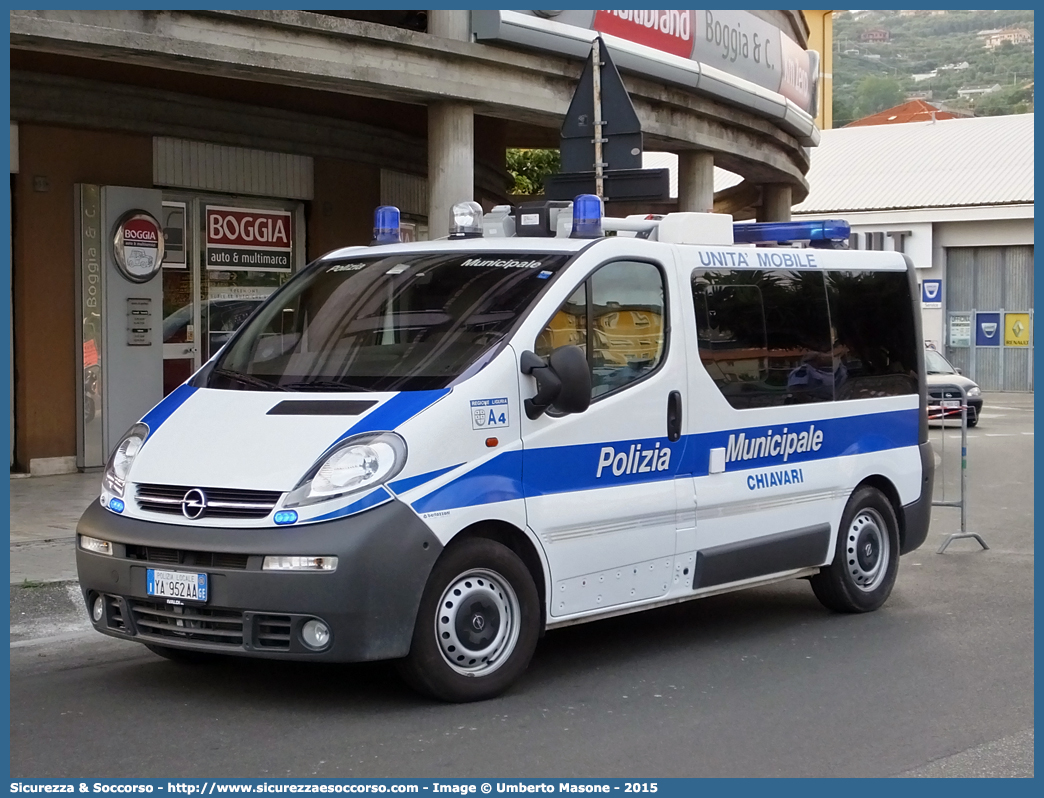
[733,219,851,246]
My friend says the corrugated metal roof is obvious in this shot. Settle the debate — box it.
[792,113,1034,213]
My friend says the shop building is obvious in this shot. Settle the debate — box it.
[9,9,824,473]
[791,114,1035,391]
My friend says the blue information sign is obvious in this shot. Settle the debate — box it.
[921,279,942,308]
[976,312,1001,346]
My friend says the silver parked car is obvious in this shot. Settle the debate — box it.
[925,348,983,426]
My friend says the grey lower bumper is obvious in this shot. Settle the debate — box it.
[900,440,935,555]
[75,498,442,662]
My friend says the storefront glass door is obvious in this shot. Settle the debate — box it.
[160,194,304,396]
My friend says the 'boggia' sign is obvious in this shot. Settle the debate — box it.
[206,206,293,272]
[113,211,165,283]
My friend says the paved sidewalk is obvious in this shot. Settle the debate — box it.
[9,471,101,584]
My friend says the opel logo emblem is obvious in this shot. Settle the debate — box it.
[182,488,208,520]
[472,614,486,632]
[864,542,874,559]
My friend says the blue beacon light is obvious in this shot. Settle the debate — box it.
[108,498,125,513]
[372,205,401,244]
[570,194,603,239]
[274,510,298,526]
[732,219,851,247]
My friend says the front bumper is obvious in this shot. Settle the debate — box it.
[75,498,442,662]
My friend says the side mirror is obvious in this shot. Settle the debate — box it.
[955,367,963,375]
[520,346,592,419]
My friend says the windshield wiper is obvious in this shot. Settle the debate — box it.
[212,368,293,392]
[280,379,375,393]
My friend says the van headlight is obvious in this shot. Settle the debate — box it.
[102,423,149,498]
[285,432,407,508]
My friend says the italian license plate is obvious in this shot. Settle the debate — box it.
[942,399,961,409]
[147,569,208,603]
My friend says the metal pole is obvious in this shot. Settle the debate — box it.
[591,38,605,200]
[936,385,989,553]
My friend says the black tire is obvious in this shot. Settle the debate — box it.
[396,538,540,703]
[811,486,900,613]
[968,408,979,427]
[144,643,220,664]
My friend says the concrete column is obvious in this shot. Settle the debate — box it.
[428,102,474,239]
[677,151,715,213]
[427,9,470,41]
[757,183,793,222]
[426,12,474,240]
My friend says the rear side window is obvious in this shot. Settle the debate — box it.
[827,271,918,399]
[693,270,833,408]
[537,260,667,400]
[692,267,916,408]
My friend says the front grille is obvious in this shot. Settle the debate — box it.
[135,483,282,519]
[125,545,250,570]
[256,614,293,650]
[130,600,244,647]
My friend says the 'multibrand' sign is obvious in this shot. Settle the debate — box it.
[206,206,293,272]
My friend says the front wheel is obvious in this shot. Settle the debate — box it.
[397,538,540,702]
[811,486,900,613]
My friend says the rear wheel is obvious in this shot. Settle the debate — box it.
[811,486,900,613]
[397,538,540,702]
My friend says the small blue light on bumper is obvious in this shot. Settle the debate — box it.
[274,510,299,525]
[108,498,125,513]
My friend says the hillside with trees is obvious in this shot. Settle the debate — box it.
[832,9,1034,126]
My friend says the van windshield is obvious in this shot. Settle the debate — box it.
[207,251,571,392]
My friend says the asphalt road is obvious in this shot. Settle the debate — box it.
[9,394,1034,778]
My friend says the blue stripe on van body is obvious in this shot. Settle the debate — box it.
[140,384,197,438]
[389,463,464,495]
[411,451,524,514]
[308,486,392,522]
[682,407,919,477]
[408,408,920,513]
[337,389,450,442]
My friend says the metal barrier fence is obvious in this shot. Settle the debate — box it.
[930,384,989,553]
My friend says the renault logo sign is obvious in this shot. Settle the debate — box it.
[181,488,208,519]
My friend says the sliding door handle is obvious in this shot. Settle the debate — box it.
[667,390,683,442]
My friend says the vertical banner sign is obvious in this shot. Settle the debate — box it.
[1004,312,1031,347]
[206,206,293,272]
[921,279,942,308]
[975,312,1001,347]
[75,184,105,468]
[949,313,972,348]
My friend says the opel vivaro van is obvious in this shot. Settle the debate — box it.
[76,200,934,702]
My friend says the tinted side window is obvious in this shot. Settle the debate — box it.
[827,271,918,398]
[537,261,667,399]
[693,270,833,408]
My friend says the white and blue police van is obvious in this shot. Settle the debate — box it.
[76,197,934,702]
